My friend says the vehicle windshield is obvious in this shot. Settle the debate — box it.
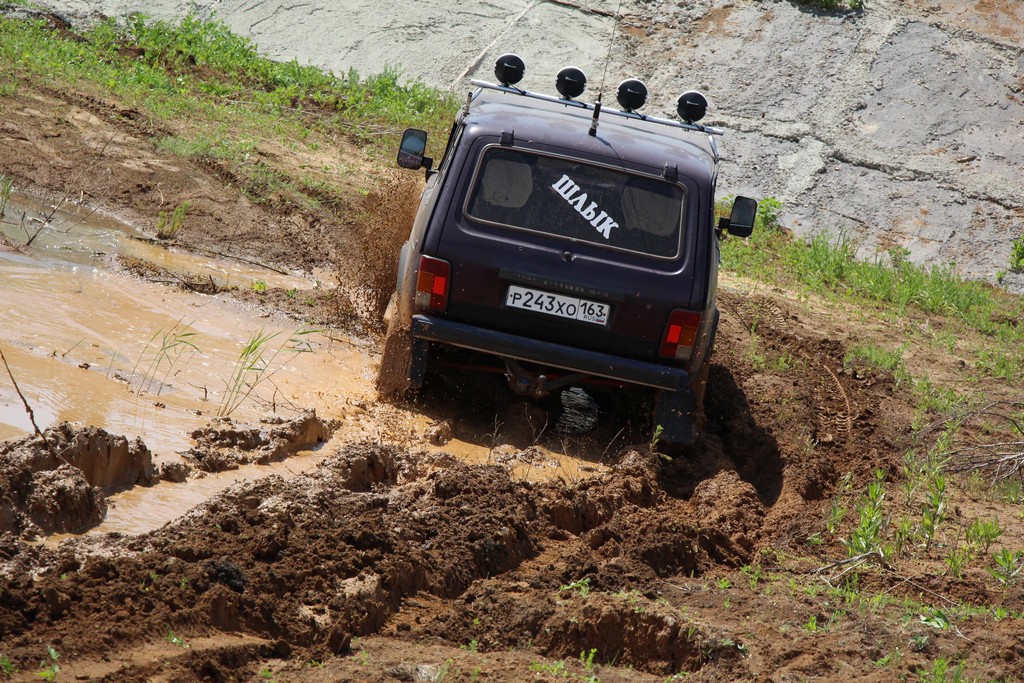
[465,147,684,258]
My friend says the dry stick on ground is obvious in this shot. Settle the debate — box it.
[0,346,59,458]
[941,401,1024,478]
[813,550,891,580]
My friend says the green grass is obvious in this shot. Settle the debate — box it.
[0,14,455,136]
[718,196,1024,394]
[0,13,459,209]
[843,343,908,381]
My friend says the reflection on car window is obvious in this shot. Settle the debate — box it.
[466,147,684,258]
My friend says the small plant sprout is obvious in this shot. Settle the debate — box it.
[826,472,853,534]
[842,470,887,558]
[740,564,764,589]
[0,174,12,217]
[649,424,664,454]
[36,646,59,681]
[910,634,929,652]
[559,577,591,598]
[918,473,946,551]
[945,545,971,579]
[155,201,189,239]
[988,548,1024,586]
[1011,233,1024,273]
[0,654,15,675]
[165,626,190,649]
[251,279,268,293]
[919,609,951,631]
[716,577,732,590]
[965,518,1003,554]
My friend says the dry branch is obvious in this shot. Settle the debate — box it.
[940,401,1024,478]
[0,345,58,457]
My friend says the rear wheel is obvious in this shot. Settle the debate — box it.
[375,316,414,399]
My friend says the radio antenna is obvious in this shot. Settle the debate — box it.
[598,0,625,96]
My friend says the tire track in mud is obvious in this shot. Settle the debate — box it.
[0,440,767,677]
[719,290,855,448]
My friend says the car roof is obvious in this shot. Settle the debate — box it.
[464,87,718,182]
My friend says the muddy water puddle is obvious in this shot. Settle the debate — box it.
[1,193,381,533]
[49,441,336,542]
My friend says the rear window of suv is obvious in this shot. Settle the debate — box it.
[465,146,685,259]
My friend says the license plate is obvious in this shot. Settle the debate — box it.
[505,285,609,325]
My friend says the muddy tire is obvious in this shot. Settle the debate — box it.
[375,317,413,400]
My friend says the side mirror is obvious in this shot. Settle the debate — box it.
[717,195,757,238]
[397,128,433,171]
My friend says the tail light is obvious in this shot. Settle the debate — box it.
[659,309,701,360]
[415,255,450,311]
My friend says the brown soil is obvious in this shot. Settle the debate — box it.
[2,78,1023,682]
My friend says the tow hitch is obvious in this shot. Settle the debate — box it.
[503,359,588,399]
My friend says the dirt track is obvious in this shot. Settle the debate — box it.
[2,9,1024,682]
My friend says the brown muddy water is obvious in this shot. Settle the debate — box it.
[0,193,382,534]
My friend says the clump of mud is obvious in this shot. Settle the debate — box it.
[0,423,157,536]
[183,411,338,472]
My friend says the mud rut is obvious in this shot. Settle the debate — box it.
[0,280,915,680]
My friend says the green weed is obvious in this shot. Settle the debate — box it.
[740,564,764,590]
[128,320,201,397]
[529,659,567,676]
[826,472,854,534]
[218,325,317,416]
[914,658,967,683]
[0,654,15,676]
[918,474,946,551]
[1010,234,1024,273]
[944,545,971,579]
[843,343,908,383]
[163,626,190,651]
[965,518,1003,554]
[0,12,459,215]
[0,174,11,217]
[35,646,59,681]
[559,577,591,598]
[918,609,952,631]
[719,197,1024,370]
[155,201,189,239]
[842,470,887,558]
[988,548,1024,585]
[873,648,902,669]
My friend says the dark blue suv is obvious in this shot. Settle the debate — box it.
[378,57,755,444]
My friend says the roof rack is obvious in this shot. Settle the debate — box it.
[468,79,725,138]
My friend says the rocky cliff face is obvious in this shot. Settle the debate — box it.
[26,0,1024,288]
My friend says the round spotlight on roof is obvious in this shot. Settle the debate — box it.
[616,78,648,112]
[676,90,708,123]
[555,66,587,99]
[494,53,526,87]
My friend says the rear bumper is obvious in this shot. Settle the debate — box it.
[410,314,689,391]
